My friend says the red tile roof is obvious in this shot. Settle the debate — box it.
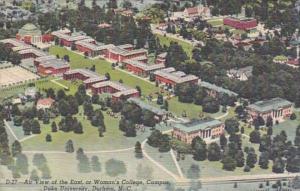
[37,98,55,106]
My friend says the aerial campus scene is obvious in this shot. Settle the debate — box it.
[1,0,300,191]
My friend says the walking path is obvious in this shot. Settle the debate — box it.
[4,120,18,141]
[50,78,68,89]
[141,139,181,181]
[170,148,184,178]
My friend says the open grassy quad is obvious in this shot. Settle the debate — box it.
[49,46,161,97]
[155,34,193,58]
[21,105,152,151]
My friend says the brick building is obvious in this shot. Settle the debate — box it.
[18,48,47,59]
[122,59,165,77]
[156,52,167,64]
[51,30,89,47]
[172,119,225,144]
[34,55,57,67]
[37,59,70,76]
[63,69,107,88]
[74,38,105,57]
[223,17,257,30]
[153,67,199,89]
[91,81,139,101]
[0,38,31,49]
[247,97,293,124]
[105,45,147,62]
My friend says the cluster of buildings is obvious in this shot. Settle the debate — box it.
[171,97,293,144]
[52,28,200,90]
[0,38,70,76]
[63,69,139,101]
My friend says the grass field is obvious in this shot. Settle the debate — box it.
[49,46,161,96]
[21,105,151,151]
[155,34,193,58]
[207,19,223,26]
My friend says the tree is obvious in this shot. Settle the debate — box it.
[235,150,245,167]
[290,113,297,120]
[32,154,47,169]
[105,159,127,177]
[40,164,51,179]
[202,96,219,113]
[259,152,269,169]
[45,134,52,142]
[207,142,221,161]
[91,94,99,104]
[147,130,162,148]
[246,150,257,168]
[249,130,261,144]
[191,137,207,161]
[225,118,239,135]
[65,140,74,153]
[14,116,23,127]
[51,122,57,132]
[91,156,101,172]
[266,116,273,127]
[286,157,300,173]
[31,120,41,134]
[157,94,164,105]
[143,110,156,128]
[74,122,83,134]
[220,134,227,149]
[135,141,143,159]
[158,134,171,152]
[15,153,28,175]
[272,157,285,173]
[11,141,22,157]
[192,48,201,62]
[267,126,273,136]
[30,169,39,181]
[222,156,236,171]
[187,164,200,179]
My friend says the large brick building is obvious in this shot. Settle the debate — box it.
[91,81,139,101]
[122,59,165,77]
[37,59,70,76]
[51,30,89,47]
[18,48,47,59]
[223,17,257,30]
[172,119,225,144]
[74,38,105,57]
[154,67,199,89]
[63,69,107,88]
[247,97,293,124]
[105,45,147,62]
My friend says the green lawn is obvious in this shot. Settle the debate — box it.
[22,105,152,151]
[155,34,193,58]
[207,19,223,26]
[49,46,160,96]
